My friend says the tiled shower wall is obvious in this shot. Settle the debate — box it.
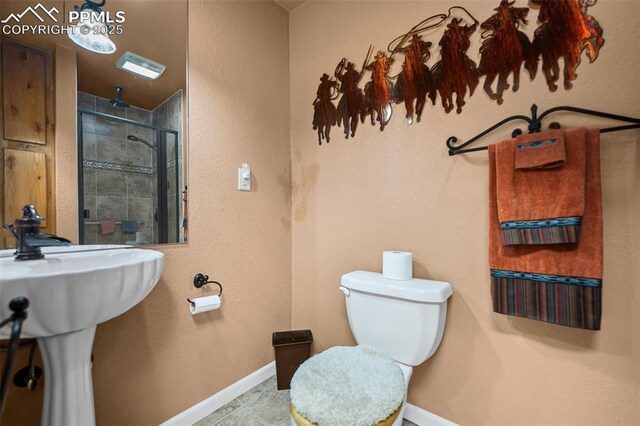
[79,91,156,244]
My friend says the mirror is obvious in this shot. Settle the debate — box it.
[1,0,188,246]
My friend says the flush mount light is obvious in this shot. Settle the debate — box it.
[68,1,117,54]
[116,52,166,80]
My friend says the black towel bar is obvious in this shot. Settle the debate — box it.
[446,104,640,156]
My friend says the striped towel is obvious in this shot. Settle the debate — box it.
[488,128,603,330]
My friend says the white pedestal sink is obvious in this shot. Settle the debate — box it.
[0,246,164,426]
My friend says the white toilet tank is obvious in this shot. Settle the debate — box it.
[340,271,452,366]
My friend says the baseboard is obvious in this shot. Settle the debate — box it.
[160,361,457,426]
[159,361,276,426]
[405,403,458,426]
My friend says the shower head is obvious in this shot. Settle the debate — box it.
[110,86,130,108]
[127,134,156,150]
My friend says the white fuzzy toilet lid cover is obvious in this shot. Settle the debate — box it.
[290,345,405,426]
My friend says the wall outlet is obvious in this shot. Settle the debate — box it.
[238,163,251,191]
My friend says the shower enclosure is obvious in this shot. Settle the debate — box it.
[77,106,181,245]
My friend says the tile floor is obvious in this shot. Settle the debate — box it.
[193,376,418,426]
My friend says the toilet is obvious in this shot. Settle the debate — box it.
[290,270,452,426]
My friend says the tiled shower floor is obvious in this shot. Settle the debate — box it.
[193,375,418,426]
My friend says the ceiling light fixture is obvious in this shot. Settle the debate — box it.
[116,52,166,80]
[68,0,117,55]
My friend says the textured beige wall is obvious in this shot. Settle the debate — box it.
[91,1,291,423]
[290,1,640,425]
[1,1,291,425]
[55,44,79,244]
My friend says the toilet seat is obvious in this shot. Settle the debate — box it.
[289,345,405,426]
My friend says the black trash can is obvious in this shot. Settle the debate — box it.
[272,329,313,390]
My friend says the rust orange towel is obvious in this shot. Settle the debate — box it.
[100,220,116,235]
[489,128,603,330]
[496,129,586,245]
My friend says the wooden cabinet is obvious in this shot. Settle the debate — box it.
[1,39,55,248]
[3,149,48,229]
[2,42,48,145]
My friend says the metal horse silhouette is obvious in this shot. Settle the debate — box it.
[363,50,395,131]
[312,74,339,145]
[532,0,604,91]
[334,58,366,139]
[431,17,479,114]
[394,35,436,124]
[478,0,537,104]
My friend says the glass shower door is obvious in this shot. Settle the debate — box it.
[79,111,162,245]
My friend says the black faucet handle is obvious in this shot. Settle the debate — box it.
[16,205,44,231]
[21,205,43,222]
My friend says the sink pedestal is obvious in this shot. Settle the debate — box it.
[0,247,164,425]
[38,326,97,426]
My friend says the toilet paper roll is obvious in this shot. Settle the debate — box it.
[382,251,413,281]
[189,295,221,315]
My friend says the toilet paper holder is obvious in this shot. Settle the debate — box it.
[188,273,223,308]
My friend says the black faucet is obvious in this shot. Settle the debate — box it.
[3,205,72,261]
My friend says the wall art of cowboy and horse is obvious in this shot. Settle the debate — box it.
[312,0,605,144]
